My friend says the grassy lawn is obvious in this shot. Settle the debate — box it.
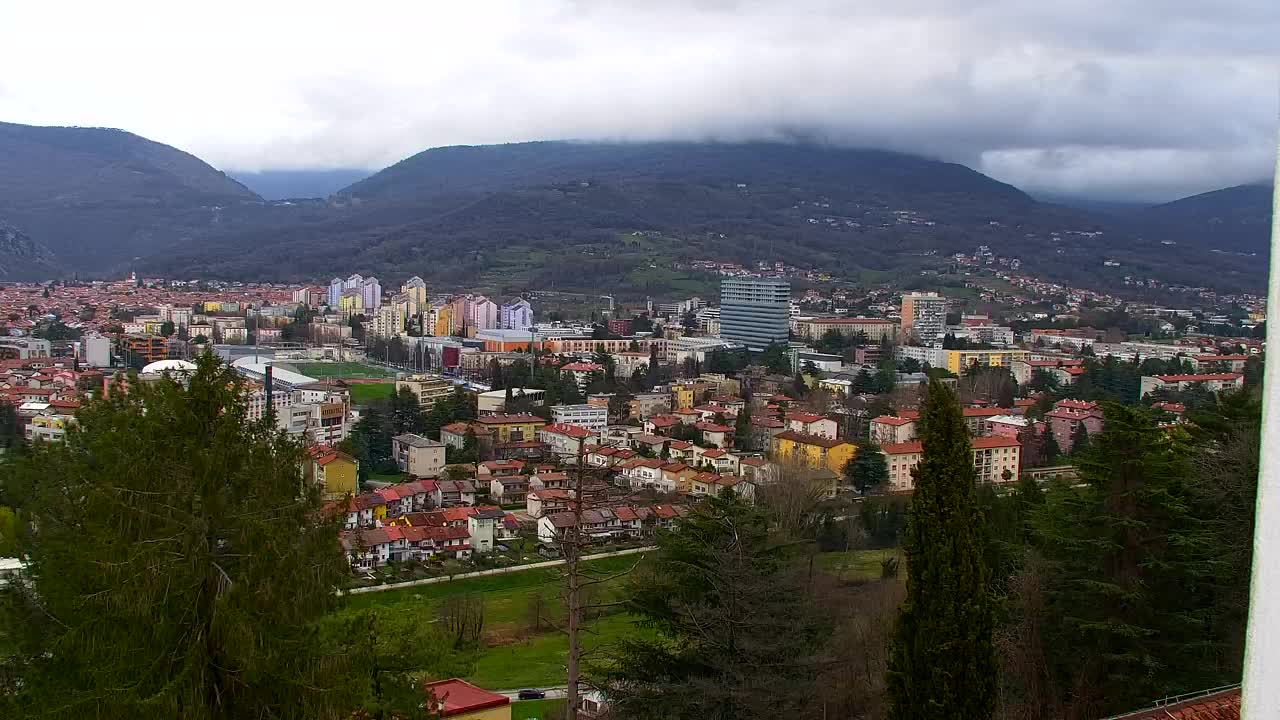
[349,382,396,405]
[292,362,396,379]
[368,472,406,484]
[468,612,647,689]
[511,698,565,719]
[814,548,899,581]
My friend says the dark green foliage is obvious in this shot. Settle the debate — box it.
[1030,404,1222,716]
[349,405,396,476]
[596,492,830,720]
[857,497,910,549]
[844,442,890,493]
[759,343,792,375]
[1040,426,1063,465]
[0,353,361,719]
[1243,355,1263,387]
[888,379,996,720]
[1069,421,1091,455]
[389,386,428,435]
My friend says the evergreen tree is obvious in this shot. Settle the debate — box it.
[0,353,361,719]
[389,387,427,435]
[843,442,889,493]
[1040,426,1063,465]
[1031,404,1219,716]
[596,492,829,719]
[1070,421,1091,455]
[351,405,395,473]
[887,379,997,720]
[734,404,752,451]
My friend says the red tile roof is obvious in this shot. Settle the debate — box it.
[423,679,510,717]
[879,438,1021,453]
[561,362,604,372]
[540,423,593,438]
[1154,373,1243,382]
[962,407,1008,417]
[872,415,914,427]
[1109,687,1239,719]
[475,413,546,425]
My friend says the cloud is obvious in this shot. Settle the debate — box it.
[0,0,1275,201]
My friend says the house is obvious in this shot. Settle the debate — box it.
[476,459,525,478]
[618,457,668,490]
[1190,354,1251,373]
[771,430,856,475]
[692,447,739,474]
[784,411,838,439]
[630,433,668,457]
[881,435,1021,492]
[694,421,734,448]
[586,446,637,468]
[473,413,546,443]
[538,511,578,545]
[1140,373,1244,398]
[434,480,477,507]
[423,679,511,720]
[538,423,593,458]
[870,415,916,445]
[466,508,506,554]
[1045,399,1105,452]
[643,414,681,435]
[660,462,699,492]
[488,475,530,504]
[527,488,573,518]
[392,433,446,478]
[440,421,495,451]
[529,471,569,490]
[672,407,701,424]
[665,439,694,461]
[962,407,1009,436]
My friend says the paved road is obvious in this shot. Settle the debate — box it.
[500,686,568,701]
[342,545,656,595]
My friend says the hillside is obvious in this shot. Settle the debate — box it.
[0,121,261,272]
[1138,183,1274,255]
[147,141,1268,294]
[0,220,58,280]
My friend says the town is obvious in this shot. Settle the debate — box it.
[0,253,1266,717]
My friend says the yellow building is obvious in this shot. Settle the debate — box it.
[770,429,856,475]
[670,384,695,410]
[338,291,364,318]
[944,349,1031,374]
[423,679,511,720]
[305,445,359,500]
[474,414,546,443]
[434,305,454,337]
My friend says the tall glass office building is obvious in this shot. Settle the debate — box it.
[719,278,790,351]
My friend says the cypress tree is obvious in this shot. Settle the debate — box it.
[1041,426,1063,465]
[887,379,997,720]
[1070,421,1091,455]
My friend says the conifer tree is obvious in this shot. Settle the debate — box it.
[1070,421,1091,455]
[1031,404,1218,716]
[887,379,996,720]
[0,353,361,719]
[1041,426,1063,465]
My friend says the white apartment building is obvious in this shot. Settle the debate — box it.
[551,404,608,433]
[901,292,947,344]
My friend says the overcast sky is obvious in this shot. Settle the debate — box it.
[1,1,1276,202]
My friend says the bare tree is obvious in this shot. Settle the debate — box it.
[993,553,1058,720]
[441,593,485,649]
[818,572,906,719]
[756,456,833,538]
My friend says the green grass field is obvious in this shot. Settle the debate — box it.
[349,382,396,405]
[292,362,396,379]
[511,699,565,719]
[814,548,898,580]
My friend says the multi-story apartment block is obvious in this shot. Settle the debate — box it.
[720,278,790,351]
[396,374,454,408]
[794,317,898,343]
[551,403,609,433]
[392,433,446,478]
[901,292,946,344]
[882,435,1021,492]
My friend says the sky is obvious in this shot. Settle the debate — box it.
[1,1,1277,202]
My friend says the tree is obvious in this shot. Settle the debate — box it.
[1069,422,1090,455]
[389,387,427,435]
[0,353,362,718]
[350,405,395,476]
[843,442,889,493]
[1040,427,1063,465]
[1030,404,1219,717]
[159,320,175,337]
[887,379,997,720]
[733,404,753,451]
[596,492,830,719]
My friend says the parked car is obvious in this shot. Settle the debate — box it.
[518,689,546,700]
